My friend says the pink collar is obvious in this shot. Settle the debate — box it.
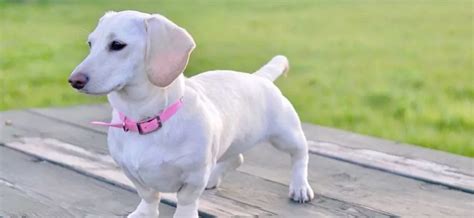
[92,98,183,135]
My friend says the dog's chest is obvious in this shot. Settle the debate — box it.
[108,133,186,192]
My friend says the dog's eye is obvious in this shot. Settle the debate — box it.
[110,41,127,51]
[87,41,92,48]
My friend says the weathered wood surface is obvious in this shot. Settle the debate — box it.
[301,123,473,172]
[240,144,474,217]
[307,140,474,193]
[3,137,270,217]
[1,105,474,217]
[4,137,394,218]
[0,146,176,217]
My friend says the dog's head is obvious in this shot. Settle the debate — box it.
[68,10,195,94]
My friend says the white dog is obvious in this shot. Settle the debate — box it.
[69,10,314,218]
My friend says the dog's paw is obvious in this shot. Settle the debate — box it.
[127,203,159,218]
[289,182,314,203]
[173,205,199,218]
[127,210,158,218]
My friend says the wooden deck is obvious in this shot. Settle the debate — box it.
[1,104,473,217]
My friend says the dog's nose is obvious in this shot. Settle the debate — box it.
[68,73,89,90]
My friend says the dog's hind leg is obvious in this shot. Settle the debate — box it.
[205,153,244,189]
[269,99,314,203]
[270,129,314,203]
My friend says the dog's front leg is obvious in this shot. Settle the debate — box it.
[173,183,206,218]
[173,168,209,218]
[128,181,161,218]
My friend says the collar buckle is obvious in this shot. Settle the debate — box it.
[136,116,162,135]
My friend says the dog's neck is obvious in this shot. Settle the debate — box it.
[107,74,185,121]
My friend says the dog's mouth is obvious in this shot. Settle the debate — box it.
[80,83,125,95]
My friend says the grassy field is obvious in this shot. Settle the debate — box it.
[1,0,472,157]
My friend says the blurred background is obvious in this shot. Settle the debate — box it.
[0,0,472,157]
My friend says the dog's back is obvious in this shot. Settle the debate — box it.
[188,56,293,159]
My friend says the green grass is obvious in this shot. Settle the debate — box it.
[1,0,473,156]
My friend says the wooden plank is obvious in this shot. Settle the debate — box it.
[30,104,111,134]
[3,137,271,217]
[1,110,109,154]
[239,143,474,217]
[0,146,176,217]
[1,181,74,217]
[307,140,474,193]
[302,123,474,171]
[3,137,394,217]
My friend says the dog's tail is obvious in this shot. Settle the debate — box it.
[254,55,289,82]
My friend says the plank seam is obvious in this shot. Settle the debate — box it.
[307,140,474,194]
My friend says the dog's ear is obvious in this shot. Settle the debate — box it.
[145,15,195,87]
